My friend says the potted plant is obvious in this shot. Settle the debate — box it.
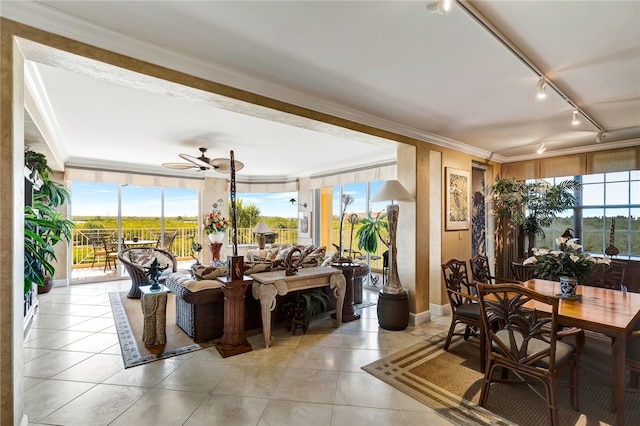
[523,236,610,296]
[490,176,582,258]
[24,148,75,294]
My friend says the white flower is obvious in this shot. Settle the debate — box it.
[522,256,538,265]
[597,257,612,265]
[550,250,562,256]
[570,254,580,262]
[535,248,549,256]
[586,256,597,263]
[566,238,582,250]
[555,237,567,246]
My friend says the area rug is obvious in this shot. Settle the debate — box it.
[362,332,640,426]
[109,292,216,368]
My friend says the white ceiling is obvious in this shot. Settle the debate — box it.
[4,0,640,180]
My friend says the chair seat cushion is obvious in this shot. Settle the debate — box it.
[456,302,481,320]
[494,329,574,367]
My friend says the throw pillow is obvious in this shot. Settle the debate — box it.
[192,264,227,280]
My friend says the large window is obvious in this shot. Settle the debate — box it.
[70,182,198,282]
[536,171,640,259]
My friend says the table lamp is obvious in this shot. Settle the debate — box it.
[252,221,271,250]
[371,179,414,295]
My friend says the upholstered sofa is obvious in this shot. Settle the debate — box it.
[118,247,177,298]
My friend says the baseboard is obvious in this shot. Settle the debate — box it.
[429,303,450,317]
[409,309,431,326]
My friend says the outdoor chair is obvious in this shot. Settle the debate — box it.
[104,238,120,272]
[441,258,485,371]
[89,236,107,269]
[477,283,584,426]
[156,230,179,253]
[118,247,177,298]
[470,254,518,285]
[511,261,536,282]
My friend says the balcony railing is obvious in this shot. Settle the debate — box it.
[71,227,387,272]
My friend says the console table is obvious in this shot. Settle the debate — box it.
[251,267,346,347]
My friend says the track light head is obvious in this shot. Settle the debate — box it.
[537,143,547,155]
[536,78,547,100]
[596,130,606,143]
[571,109,580,126]
[426,0,451,14]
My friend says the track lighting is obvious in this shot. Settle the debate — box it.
[536,78,547,100]
[571,109,580,126]
[596,130,606,143]
[537,143,547,154]
[426,0,451,14]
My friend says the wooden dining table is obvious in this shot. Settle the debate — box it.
[521,279,640,426]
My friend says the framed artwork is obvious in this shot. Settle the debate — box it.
[299,211,311,238]
[445,167,471,230]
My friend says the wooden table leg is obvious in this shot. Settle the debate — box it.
[611,333,626,426]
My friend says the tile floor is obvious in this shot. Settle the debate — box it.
[24,280,458,426]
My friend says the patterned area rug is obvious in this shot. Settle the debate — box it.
[110,292,216,368]
[362,332,640,426]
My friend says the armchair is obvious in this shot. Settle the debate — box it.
[118,247,177,298]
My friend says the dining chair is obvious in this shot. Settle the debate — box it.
[441,258,485,371]
[476,283,584,426]
[511,261,536,281]
[625,322,640,392]
[470,254,518,285]
[583,260,626,290]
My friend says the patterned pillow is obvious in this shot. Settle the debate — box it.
[191,264,227,280]
[321,251,340,267]
[244,261,273,274]
[302,245,327,267]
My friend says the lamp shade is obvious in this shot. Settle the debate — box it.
[371,180,414,203]
[252,221,271,234]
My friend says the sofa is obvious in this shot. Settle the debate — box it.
[164,263,265,343]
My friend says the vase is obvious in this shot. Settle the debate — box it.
[559,276,578,297]
[208,232,225,243]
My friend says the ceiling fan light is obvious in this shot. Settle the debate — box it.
[426,0,451,14]
[537,143,546,155]
[536,77,547,100]
[571,109,580,125]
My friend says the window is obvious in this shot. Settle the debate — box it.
[536,172,640,259]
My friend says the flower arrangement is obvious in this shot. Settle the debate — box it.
[523,236,610,283]
[204,209,229,234]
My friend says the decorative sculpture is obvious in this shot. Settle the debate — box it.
[605,218,619,257]
[143,258,168,291]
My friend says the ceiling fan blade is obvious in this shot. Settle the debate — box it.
[162,162,198,170]
[210,158,245,173]
[179,153,212,169]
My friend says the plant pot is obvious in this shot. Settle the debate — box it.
[559,276,578,297]
[37,275,54,294]
[208,232,225,243]
[377,290,409,331]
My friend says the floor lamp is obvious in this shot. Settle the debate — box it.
[371,180,414,295]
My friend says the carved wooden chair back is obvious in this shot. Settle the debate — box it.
[470,254,493,284]
[477,283,582,425]
[511,261,536,282]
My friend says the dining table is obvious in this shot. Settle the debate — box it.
[124,239,157,247]
[521,279,640,426]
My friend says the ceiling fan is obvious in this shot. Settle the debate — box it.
[161,147,244,173]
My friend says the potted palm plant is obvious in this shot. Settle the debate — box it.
[24,148,74,294]
[490,176,582,258]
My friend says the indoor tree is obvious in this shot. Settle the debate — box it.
[490,176,581,258]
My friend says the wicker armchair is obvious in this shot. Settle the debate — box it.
[118,247,177,299]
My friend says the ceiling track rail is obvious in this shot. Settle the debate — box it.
[456,0,604,132]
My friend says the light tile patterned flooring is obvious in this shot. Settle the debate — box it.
[24,279,458,426]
